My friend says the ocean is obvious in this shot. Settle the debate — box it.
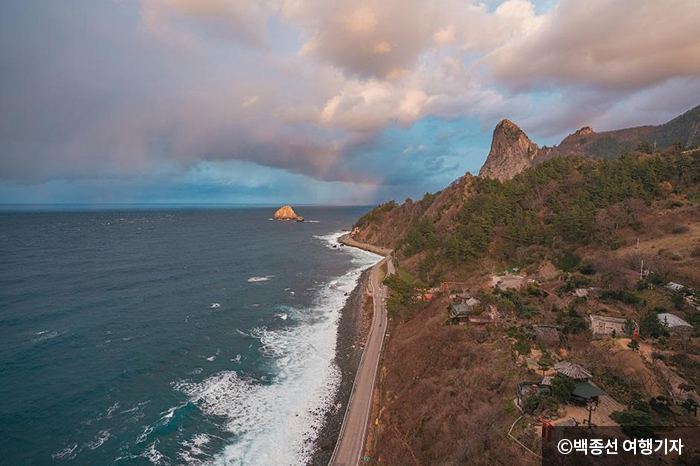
[0,205,380,466]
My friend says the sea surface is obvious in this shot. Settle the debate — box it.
[0,205,380,466]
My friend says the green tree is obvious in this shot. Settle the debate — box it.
[384,275,416,320]
[640,309,668,339]
[551,375,575,402]
[521,390,542,414]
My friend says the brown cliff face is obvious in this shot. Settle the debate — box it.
[478,119,539,181]
[273,205,304,222]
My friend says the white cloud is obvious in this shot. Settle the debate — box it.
[484,0,700,91]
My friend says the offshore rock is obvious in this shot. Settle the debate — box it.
[274,205,304,222]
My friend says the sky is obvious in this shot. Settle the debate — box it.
[1,0,699,205]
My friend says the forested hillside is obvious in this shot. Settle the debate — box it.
[353,146,700,286]
[356,142,700,466]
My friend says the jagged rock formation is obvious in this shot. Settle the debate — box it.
[480,103,700,181]
[273,205,304,222]
[479,119,539,181]
[350,103,700,250]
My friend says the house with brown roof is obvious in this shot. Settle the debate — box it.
[551,361,605,404]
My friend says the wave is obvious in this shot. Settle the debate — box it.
[179,433,211,464]
[174,231,381,466]
[52,443,78,461]
[32,330,59,342]
[247,276,273,283]
[85,430,111,450]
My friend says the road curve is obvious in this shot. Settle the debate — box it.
[330,236,392,466]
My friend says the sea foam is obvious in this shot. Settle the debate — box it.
[175,231,381,466]
[247,276,273,283]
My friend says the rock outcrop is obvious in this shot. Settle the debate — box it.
[478,103,700,182]
[479,119,539,181]
[274,205,304,222]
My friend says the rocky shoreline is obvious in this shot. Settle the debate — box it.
[306,267,372,466]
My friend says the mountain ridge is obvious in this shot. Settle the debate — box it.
[480,104,700,181]
[350,104,700,256]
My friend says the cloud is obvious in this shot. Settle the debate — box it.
[485,0,700,91]
[140,0,270,47]
[2,0,700,205]
[294,0,436,79]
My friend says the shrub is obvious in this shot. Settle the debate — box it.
[610,409,656,439]
[670,224,690,235]
[514,336,531,356]
[600,289,641,306]
[497,298,516,314]
[554,250,582,272]
[671,292,685,310]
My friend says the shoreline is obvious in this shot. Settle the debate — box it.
[339,234,392,256]
[306,267,372,466]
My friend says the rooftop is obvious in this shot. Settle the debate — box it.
[658,313,692,328]
[589,314,627,324]
[554,361,592,380]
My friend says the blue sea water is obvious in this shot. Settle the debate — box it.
[0,206,380,466]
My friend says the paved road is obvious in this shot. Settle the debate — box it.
[330,239,393,466]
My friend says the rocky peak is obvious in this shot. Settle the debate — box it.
[479,119,539,181]
[574,126,594,136]
[274,205,304,222]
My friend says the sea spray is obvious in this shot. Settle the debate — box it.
[175,232,380,466]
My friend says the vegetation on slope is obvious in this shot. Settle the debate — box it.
[377,147,700,284]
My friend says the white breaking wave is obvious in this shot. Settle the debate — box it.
[247,276,273,283]
[85,430,111,450]
[176,231,381,466]
[32,330,59,342]
[179,433,212,465]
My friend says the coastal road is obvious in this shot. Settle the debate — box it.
[331,237,393,466]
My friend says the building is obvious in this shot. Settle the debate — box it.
[449,297,480,322]
[658,313,693,333]
[468,316,494,325]
[665,282,688,293]
[589,314,629,339]
[449,292,471,301]
[552,361,606,404]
